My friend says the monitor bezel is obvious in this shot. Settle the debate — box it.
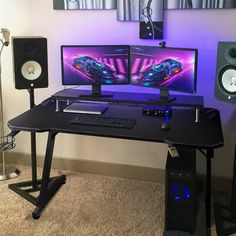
[61,45,131,86]
[130,45,198,94]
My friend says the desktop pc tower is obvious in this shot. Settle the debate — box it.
[165,146,198,235]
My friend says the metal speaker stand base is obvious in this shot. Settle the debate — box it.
[0,163,20,181]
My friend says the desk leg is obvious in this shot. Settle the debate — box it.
[206,149,213,235]
[32,131,66,219]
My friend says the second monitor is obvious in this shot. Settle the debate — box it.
[130,45,198,102]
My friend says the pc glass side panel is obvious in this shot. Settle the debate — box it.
[61,45,130,86]
[130,46,198,94]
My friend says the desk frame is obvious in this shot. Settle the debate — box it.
[7,97,223,235]
[9,130,215,227]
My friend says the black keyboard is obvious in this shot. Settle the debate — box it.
[70,115,136,129]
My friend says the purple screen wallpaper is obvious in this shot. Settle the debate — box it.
[61,46,129,85]
[130,46,197,93]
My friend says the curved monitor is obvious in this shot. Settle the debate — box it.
[61,45,130,97]
[130,45,198,101]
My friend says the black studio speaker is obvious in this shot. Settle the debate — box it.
[12,37,48,89]
[215,42,236,104]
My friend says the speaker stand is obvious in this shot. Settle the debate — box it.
[29,88,38,188]
[6,88,43,219]
[214,143,236,236]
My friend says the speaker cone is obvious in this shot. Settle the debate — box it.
[21,60,42,81]
[220,67,236,94]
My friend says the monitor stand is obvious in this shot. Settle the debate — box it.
[78,85,113,98]
[149,89,176,103]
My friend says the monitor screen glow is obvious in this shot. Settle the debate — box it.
[130,46,198,94]
[61,45,130,86]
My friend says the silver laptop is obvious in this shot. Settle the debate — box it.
[63,102,108,115]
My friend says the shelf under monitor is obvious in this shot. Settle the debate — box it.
[52,88,204,108]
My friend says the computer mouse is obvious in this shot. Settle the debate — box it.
[161,121,170,131]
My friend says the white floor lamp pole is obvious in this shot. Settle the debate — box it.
[0,28,19,180]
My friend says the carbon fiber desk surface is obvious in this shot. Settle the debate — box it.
[8,100,222,148]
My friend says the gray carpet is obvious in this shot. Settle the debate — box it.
[0,165,217,235]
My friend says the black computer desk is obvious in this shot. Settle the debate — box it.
[7,99,223,233]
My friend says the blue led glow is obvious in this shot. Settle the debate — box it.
[174,196,181,200]
[171,184,191,201]
[183,187,191,198]
[172,185,177,191]
[164,116,169,122]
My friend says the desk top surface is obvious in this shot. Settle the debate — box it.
[8,100,223,149]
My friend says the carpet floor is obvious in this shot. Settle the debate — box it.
[0,165,217,236]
